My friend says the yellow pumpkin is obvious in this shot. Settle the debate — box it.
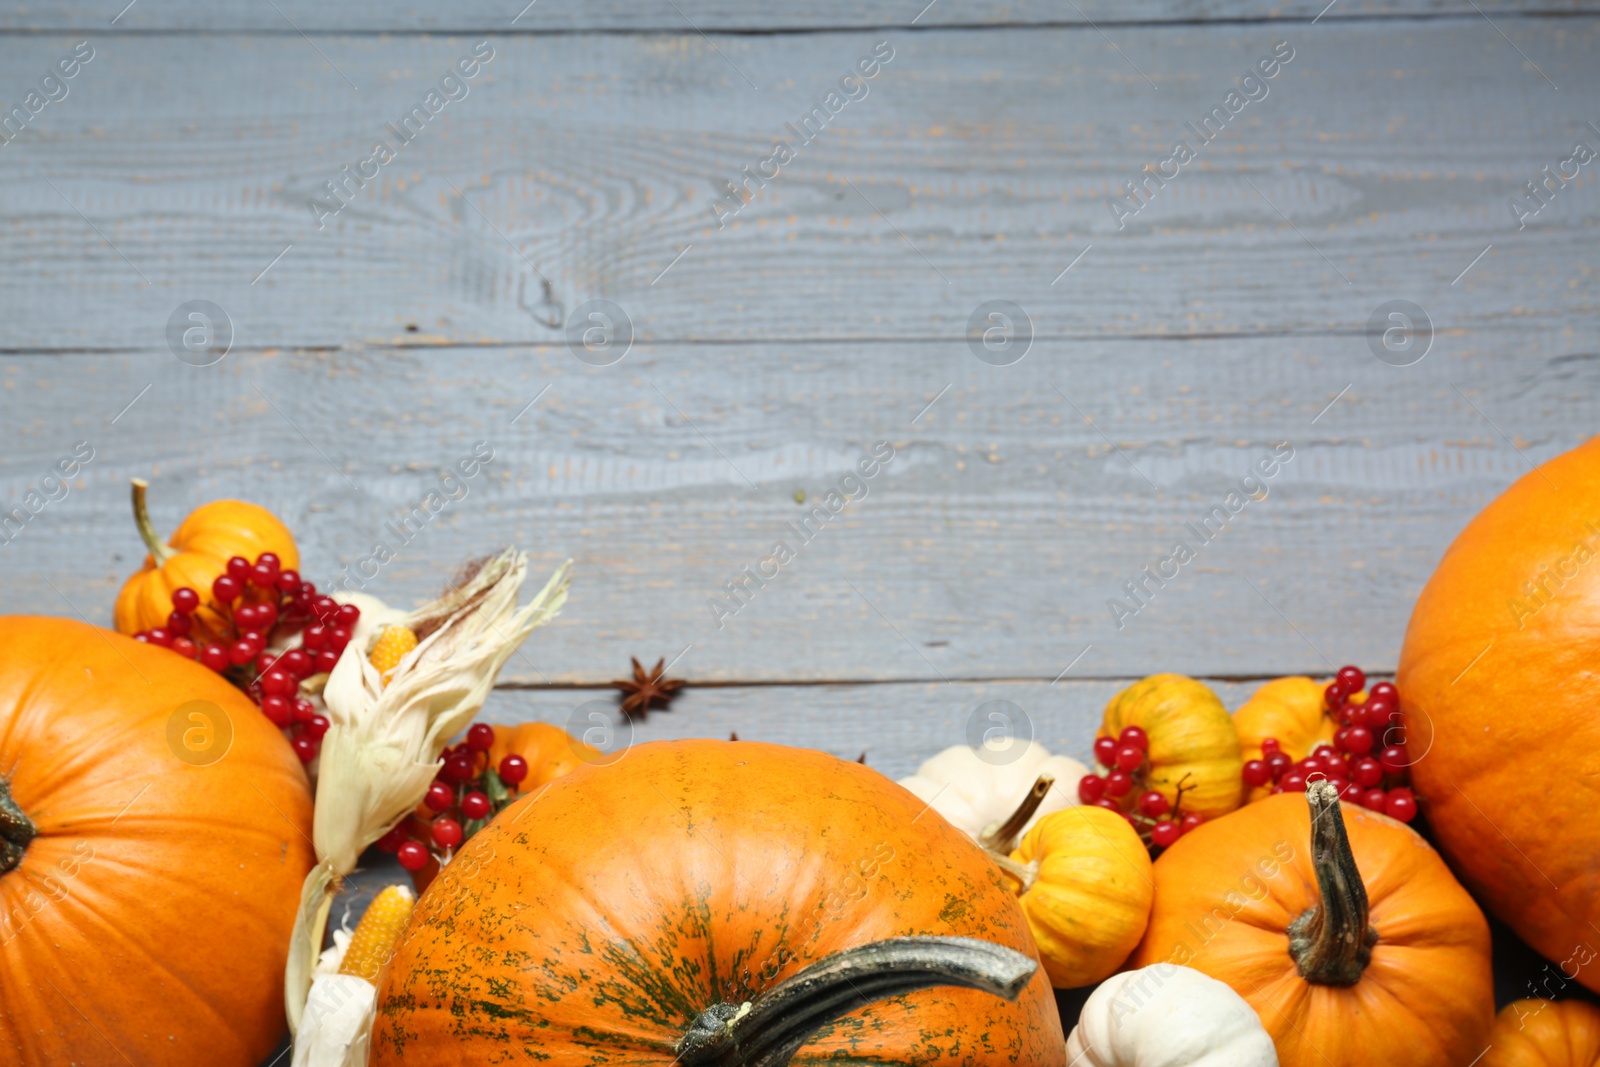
[1008,806,1153,987]
[1484,999,1600,1067]
[1232,675,1335,801]
[1101,674,1243,819]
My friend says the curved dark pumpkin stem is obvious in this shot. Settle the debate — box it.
[130,478,176,565]
[1287,780,1378,985]
[0,778,35,874]
[674,936,1037,1067]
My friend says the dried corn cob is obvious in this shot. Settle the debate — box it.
[338,884,415,984]
[368,625,418,686]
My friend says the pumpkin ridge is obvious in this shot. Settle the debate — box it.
[32,879,258,1048]
[0,616,313,1065]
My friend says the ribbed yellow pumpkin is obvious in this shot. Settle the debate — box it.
[1008,806,1153,988]
[1101,674,1243,819]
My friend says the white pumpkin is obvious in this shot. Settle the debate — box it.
[898,741,1086,846]
[1066,963,1278,1067]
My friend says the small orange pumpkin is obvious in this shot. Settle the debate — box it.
[1484,999,1600,1067]
[374,740,1066,1064]
[1100,674,1243,819]
[1131,781,1493,1067]
[401,722,600,893]
[1232,676,1336,802]
[113,478,298,638]
[0,615,313,1065]
[487,720,600,792]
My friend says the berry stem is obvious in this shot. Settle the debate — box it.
[1286,780,1378,986]
[1169,772,1196,821]
[130,478,177,565]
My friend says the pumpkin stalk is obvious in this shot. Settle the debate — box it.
[974,774,1052,892]
[674,936,1036,1067]
[978,774,1054,855]
[1287,780,1378,986]
[130,479,177,565]
[0,778,35,874]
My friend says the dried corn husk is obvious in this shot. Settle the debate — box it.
[292,976,374,1067]
[285,551,570,1033]
[293,884,416,1067]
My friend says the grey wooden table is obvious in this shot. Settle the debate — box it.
[2,0,1597,1058]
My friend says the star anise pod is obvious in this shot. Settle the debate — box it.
[612,656,685,718]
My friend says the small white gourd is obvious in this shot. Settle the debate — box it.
[898,740,1086,846]
[1065,963,1278,1067]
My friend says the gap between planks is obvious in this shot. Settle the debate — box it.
[3,10,1597,37]
[492,671,1387,690]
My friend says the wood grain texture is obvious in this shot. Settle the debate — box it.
[5,2,1598,32]
[0,21,1595,349]
[3,335,1594,684]
[474,676,1268,780]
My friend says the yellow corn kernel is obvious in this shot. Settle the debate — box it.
[368,625,418,685]
[338,884,415,984]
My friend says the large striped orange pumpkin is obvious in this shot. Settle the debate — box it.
[373,740,1065,1065]
[1398,437,1600,993]
[0,616,313,1065]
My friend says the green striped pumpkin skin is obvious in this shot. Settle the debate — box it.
[374,740,1066,1065]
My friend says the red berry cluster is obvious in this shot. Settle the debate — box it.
[1077,726,1204,852]
[373,722,531,872]
[1240,665,1417,823]
[133,552,361,764]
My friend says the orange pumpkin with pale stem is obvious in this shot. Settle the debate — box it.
[487,720,599,792]
[113,478,298,638]
[0,615,314,1065]
[1398,437,1600,993]
[1101,674,1243,819]
[1130,782,1493,1067]
[1484,1000,1600,1067]
[374,740,1065,1065]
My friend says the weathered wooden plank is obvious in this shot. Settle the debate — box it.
[0,21,1594,349]
[5,1,1597,32]
[3,334,1593,682]
[474,677,1269,780]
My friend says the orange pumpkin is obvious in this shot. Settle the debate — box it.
[398,723,599,894]
[1131,782,1493,1067]
[1484,999,1600,1067]
[0,615,314,1065]
[1398,437,1600,993]
[113,477,298,638]
[1100,674,1243,819]
[486,720,599,792]
[374,740,1065,1065]
[1232,676,1336,802]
